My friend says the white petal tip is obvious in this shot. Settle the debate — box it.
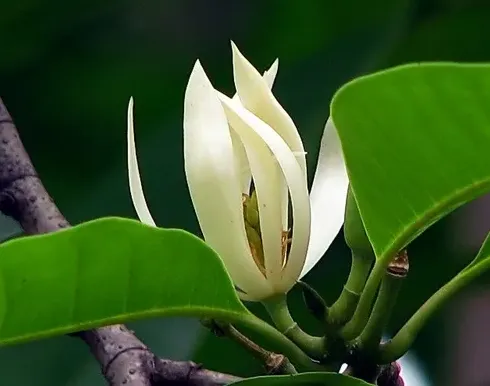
[189,60,206,78]
[231,42,246,62]
[126,98,156,228]
[270,58,279,73]
[185,60,216,105]
[263,59,279,89]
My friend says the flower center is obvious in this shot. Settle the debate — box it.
[242,190,291,277]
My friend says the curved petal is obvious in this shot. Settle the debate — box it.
[233,115,284,287]
[230,131,251,194]
[184,61,271,299]
[230,42,307,179]
[263,59,279,89]
[127,97,156,227]
[231,59,279,195]
[299,117,349,279]
[231,43,301,233]
[264,58,284,232]
[232,58,279,103]
[218,92,311,295]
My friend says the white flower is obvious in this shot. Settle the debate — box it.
[127,42,349,301]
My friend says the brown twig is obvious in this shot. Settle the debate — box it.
[0,97,242,386]
[152,357,241,385]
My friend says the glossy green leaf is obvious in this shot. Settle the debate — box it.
[332,63,490,262]
[0,217,318,372]
[231,372,372,385]
[0,217,249,345]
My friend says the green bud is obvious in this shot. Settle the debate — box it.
[243,190,261,233]
[297,281,328,322]
[344,187,375,259]
[243,190,265,272]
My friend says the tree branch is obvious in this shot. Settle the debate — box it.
[0,97,242,386]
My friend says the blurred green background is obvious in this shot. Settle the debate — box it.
[2,0,490,384]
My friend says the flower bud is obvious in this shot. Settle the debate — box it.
[344,187,375,259]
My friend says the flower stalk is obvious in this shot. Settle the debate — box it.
[327,252,373,328]
[378,244,490,363]
[327,187,373,330]
[341,260,388,340]
[356,250,408,352]
[203,319,297,375]
[262,294,325,360]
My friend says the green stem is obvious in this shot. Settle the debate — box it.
[340,259,387,340]
[356,269,404,352]
[210,321,297,375]
[328,253,373,326]
[379,257,490,363]
[238,311,323,372]
[262,294,325,360]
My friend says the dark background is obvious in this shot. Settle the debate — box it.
[2,0,490,385]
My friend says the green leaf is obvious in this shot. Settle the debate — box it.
[332,63,490,262]
[0,217,318,372]
[230,372,372,385]
[0,217,249,345]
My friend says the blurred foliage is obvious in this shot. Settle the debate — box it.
[1,0,490,384]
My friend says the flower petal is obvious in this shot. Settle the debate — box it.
[230,42,307,179]
[299,117,349,279]
[232,112,284,287]
[230,131,251,194]
[231,59,279,194]
[218,92,311,295]
[231,44,302,233]
[264,59,287,232]
[127,97,156,227]
[184,61,271,299]
[263,59,279,89]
